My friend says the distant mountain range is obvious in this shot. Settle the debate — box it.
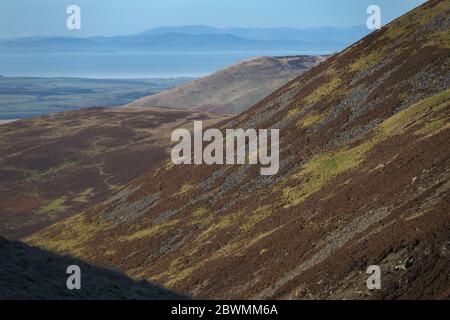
[0,25,370,53]
[142,25,370,42]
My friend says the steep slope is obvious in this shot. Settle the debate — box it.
[0,237,185,299]
[0,107,229,239]
[127,55,327,114]
[28,0,449,299]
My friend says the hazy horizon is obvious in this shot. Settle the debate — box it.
[1,24,368,40]
[0,0,426,38]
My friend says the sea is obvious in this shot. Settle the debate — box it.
[0,50,330,78]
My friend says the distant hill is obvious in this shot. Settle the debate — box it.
[127,55,328,114]
[0,237,186,299]
[0,26,369,53]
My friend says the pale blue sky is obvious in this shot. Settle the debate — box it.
[0,0,426,38]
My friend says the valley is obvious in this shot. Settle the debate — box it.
[0,107,230,239]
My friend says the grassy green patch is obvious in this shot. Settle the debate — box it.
[423,30,450,49]
[38,197,68,214]
[189,207,213,225]
[283,89,450,208]
[383,23,409,40]
[26,214,111,257]
[159,228,280,287]
[379,88,450,137]
[177,182,195,196]
[283,139,376,207]
[16,160,79,182]
[240,205,272,232]
[349,51,383,72]
[286,108,301,118]
[303,72,342,106]
[415,117,449,137]
[123,219,179,241]
[0,164,42,180]
[72,187,95,203]
[297,111,327,128]
[81,142,108,156]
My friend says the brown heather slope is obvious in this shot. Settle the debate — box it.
[126,55,327,114]
[27,0,449,299]
[0,107,229,239]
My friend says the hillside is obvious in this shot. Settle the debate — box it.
[127,55,327,114]
[27,0,449,299]
[0,237,185,299]
[0,107,229,239]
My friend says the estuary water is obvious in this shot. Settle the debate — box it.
[0,50,330,78]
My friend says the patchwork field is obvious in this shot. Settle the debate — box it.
[0,77,191,120]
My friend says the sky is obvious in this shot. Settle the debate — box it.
[0,0,426,38]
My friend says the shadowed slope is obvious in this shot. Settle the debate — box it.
[27,0,450,299]
[0,237,186,299]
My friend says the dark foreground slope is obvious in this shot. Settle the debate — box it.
[28,0,449,299]
[0,107,229,239]
[127,55,326,114]
[0,237,185,299]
